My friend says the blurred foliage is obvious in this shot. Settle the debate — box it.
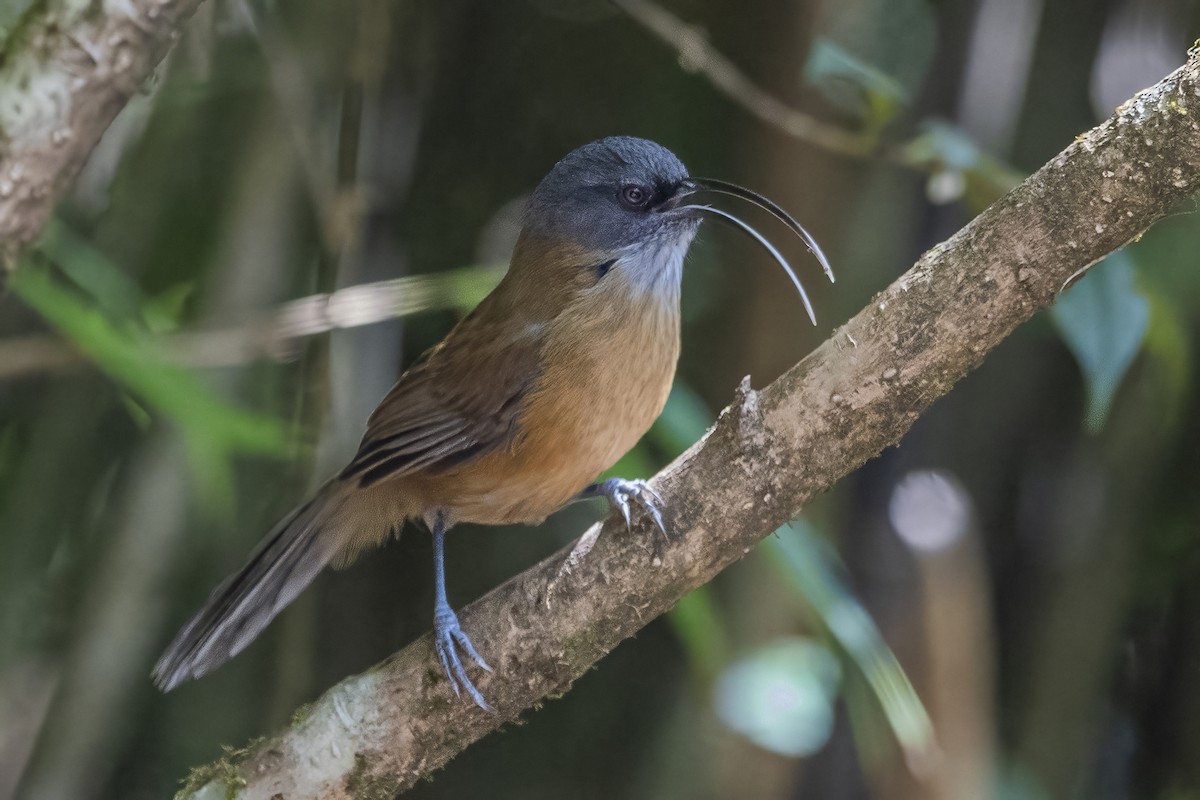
[804,39,908,137]
[1051,252,1151,432]
[2,0,1200,799]
[898,120,1026,207]
[766,523,934,764]
[714,636,842,757]
[651,388,932,759]
[9,262,291,507]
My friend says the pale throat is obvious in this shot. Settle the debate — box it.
[612,229,696,312]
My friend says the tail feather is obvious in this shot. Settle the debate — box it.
[153,480,351,691]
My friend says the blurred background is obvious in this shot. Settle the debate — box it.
[2,0,1199,797]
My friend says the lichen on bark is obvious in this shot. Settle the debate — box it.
[0,0,206,268]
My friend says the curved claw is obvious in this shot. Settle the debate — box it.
[598,478,672,542]
[434,605,495,712]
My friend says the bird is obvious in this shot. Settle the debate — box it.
[153,136,833,710]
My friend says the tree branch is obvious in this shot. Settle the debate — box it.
[174,50,1200,799]
[0,0,206,269]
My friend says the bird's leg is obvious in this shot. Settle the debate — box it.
[576,477,669,539]
[430,513,494,712]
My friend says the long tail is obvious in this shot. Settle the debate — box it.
[153,480,353,691]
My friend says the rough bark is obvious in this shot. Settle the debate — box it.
[173,49,1200,800]
[0,0,206,269]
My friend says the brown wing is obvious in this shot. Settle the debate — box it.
[339,308,542,488]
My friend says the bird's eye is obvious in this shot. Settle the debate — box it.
[619,184,651,209]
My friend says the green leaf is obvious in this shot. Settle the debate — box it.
[765,522,935,763]
[714,636,841,757]
[898,121,1025,208]
[38,220,146,322]
[1050,251,1150,433]
[141,282,196,335]
[899,120,981,171]
[804,38,907,133]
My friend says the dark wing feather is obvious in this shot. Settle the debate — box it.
[153,479,351,690]
[339,308,542,488]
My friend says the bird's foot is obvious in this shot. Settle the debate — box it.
[434,603,494,712]
[596,477,669,540]
[547,478,672,608]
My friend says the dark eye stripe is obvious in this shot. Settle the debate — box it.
[594,258,616,280]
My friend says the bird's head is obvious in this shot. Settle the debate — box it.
[514,136,833,324]
[524,136,697,254]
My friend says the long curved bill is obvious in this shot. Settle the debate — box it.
[683,204,818,326]
[688,176,835,284]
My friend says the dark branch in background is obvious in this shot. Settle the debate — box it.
[173,50,1200,799]
[0,0,208,270]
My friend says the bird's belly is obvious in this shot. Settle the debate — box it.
[444,462,596,526]
[440,393,664,525]
[434,316,679,525]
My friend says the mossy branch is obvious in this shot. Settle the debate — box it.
[0,0,207,269]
